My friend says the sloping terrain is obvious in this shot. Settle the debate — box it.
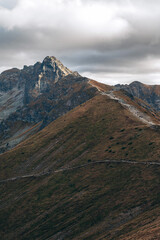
[1,57,160,157]
[90,80,160,126]
[0,84,160,240]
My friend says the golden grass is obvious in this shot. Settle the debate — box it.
[0,86,160,239]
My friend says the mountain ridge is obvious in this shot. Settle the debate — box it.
[115,81,160,111]
[0,80,160,239]
[0,57,160,239]
[1,56,160,155]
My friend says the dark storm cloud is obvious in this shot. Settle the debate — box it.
[0,0,160,84]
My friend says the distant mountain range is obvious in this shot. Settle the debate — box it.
[0,56,160,153]
[0,56,160,240]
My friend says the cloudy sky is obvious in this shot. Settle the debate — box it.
[0,0,160,85]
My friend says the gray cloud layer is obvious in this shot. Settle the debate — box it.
[0,0,160,84]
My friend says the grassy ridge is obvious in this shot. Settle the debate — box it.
[0,95,160,178]
[0,92,160,239]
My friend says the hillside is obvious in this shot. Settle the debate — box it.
[0,81,160,239]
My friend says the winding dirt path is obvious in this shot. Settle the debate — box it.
[89,81,157,126]
[0,159,160,183]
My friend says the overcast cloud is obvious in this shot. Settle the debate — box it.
[0,0,160,84]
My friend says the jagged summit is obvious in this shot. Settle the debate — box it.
[44,56,57,61]
[22,56,77,85]
[0,56,96,153]
[42,56,73,79]
[0,55,80,93]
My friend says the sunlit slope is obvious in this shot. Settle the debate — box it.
[0,92,160,179]
[0,87,160,239]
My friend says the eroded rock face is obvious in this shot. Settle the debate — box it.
[0,56,96,152]
[0,56,81,122]
[115,81,160,111]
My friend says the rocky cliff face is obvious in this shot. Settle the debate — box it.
[0,56,73,122]
[114,81,160,111]
[0,56,97,152]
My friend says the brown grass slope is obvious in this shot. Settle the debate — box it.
[0,86,160,239]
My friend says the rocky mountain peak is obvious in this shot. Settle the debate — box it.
[0,56,96,153]
[42,56,73,81]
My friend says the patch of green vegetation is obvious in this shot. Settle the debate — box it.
[121,147,126,150]
[109,136,114,140]
[120,128,125,132]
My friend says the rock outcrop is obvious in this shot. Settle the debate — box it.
[115,81,160,111]
[0,56,97,152]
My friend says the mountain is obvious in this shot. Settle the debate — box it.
[115,81,160,111]
[0,58,160,239]
[0,56,97,153]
